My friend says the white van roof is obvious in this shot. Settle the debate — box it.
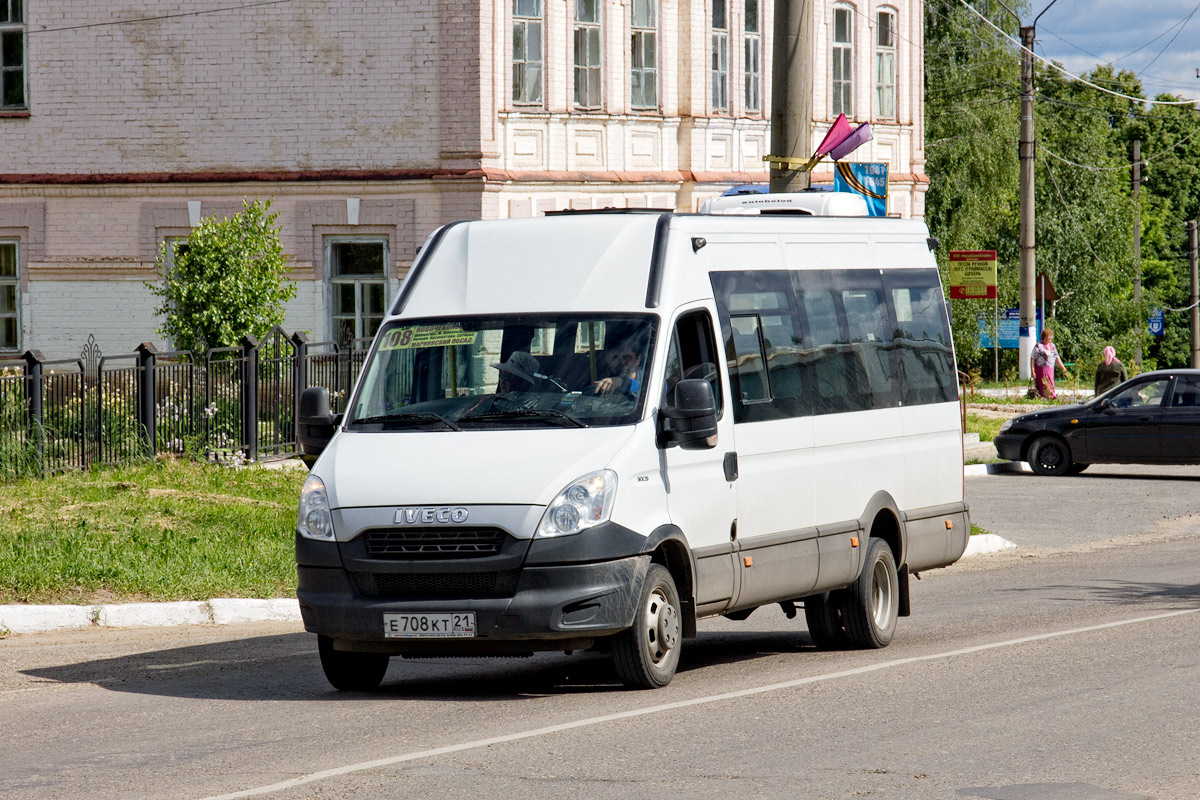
[701,191,870,216]
[394,210,934,319]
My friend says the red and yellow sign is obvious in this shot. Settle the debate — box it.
[948,250,997,300]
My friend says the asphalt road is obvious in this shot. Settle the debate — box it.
[3,466,1199,800]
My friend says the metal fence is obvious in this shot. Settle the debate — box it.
[0,329,374,477]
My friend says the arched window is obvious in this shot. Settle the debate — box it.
[831,4,854,117]
[875,8,897,119]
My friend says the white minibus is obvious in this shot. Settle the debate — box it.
[296,193,969,690]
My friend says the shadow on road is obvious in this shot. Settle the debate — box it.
[21,627,825,701]
[1004,579,1200,606]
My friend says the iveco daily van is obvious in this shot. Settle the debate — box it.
[295,192,969,690]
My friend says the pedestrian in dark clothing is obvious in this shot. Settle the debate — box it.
[1094,345,1127,396]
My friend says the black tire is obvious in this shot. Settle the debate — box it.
[318,635,389,692]
[803,590,850,649]
[840,539,899,649]
[1065,462,1090,475]
[612,564,682,688]
[1028,434,1073,476]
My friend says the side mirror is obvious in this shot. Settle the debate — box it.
[298,387,338,466]
[658,378,718,450]
[1098,397,1112,412]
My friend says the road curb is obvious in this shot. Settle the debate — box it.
[963,533,1018,556]
[965,461,1032,477]
[0,598,302,635]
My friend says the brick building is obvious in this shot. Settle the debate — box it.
[0,0,926,358]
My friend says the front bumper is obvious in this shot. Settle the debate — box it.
[297,548,650,655]
[993,432,1025,462]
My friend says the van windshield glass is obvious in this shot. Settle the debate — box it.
[348,315,657,430]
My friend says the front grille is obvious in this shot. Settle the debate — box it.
[363,528,506,560]
[350,569,520,600]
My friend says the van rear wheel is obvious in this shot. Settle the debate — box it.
[612,564,682,689]
[841,539,899,649]
[318,635,390,692]
[803,591,850,649]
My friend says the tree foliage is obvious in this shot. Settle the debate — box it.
[924,1,1200,376]
[149,199,296,355]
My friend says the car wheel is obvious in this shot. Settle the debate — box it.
[318,635,390,692]
[803,590,850,649]
[1028,435,1072,476]
[840,539,899,649]
[612,564,682,688]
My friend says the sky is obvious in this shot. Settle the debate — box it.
[1026,0,1200,102]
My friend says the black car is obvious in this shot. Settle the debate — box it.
[993,369,1200,475]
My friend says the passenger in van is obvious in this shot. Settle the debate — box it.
[464,351,541,413]
[592,334,645,397]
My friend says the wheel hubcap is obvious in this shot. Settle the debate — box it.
[870,559,894,629]
[645,588,680,663]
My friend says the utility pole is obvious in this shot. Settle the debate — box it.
[1018,24,1036,379]
[769,0,813,193]
[1190,220,1199,369]
[1133,140,1143,368]
[996,0,1060,380]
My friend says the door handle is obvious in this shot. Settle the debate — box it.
[723,451,739,482]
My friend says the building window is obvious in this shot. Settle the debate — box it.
[513,0,544,106]
[831,5,854,117]
[0,240,18,351]
[0,0,25,109]
[711,0,729,111]
[327,238,389,345]
[574,0,602,109]
[744,0,761,113]
[875,9,896,120]
[631,0,658,109]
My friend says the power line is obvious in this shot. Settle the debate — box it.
[957,0,1199,106]
[1139,1,1200,73]
[28,0,296,34]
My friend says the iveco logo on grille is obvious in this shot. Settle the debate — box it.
[394,507,470,524]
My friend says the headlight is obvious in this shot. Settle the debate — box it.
[298,475,334,540]
[998,419,1012,434]
[536,470,618,538]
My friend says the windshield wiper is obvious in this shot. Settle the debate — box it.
[352,411,462,431]
[465,408,587,428]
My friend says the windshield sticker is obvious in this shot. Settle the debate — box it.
[378,325,479,351]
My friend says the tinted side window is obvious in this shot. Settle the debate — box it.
[711,271,805,422]
[662,309,723,415]
[794,269,898,414]
[883,269,957,405]
[1169,375,1200,408]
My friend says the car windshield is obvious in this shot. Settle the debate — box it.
[347,315,658,430]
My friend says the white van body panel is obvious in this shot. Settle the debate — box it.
[319,426,637,514]
[402,215,661,316]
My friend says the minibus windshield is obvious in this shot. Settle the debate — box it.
[347,315,658,430]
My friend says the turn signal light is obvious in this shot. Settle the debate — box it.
[945,520,954,530]
[743,556,753,567]
[850,537,859,547]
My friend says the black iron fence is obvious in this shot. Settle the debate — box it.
[0,328,373,477]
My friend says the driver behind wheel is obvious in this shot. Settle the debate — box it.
[592,328,648,398]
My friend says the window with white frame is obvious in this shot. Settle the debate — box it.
[0,240,18,351]
[0,0,25,109]
[744,0,761,113]
[831,5,854,117]
[711,0,729,111]
[875,8,896,119]
[327,238,389,345]
[574,0,603,109]
[631,0,658,109]
[512,0,544,106]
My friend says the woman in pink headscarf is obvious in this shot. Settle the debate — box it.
[1030,328,1068,399]
[1094,344,1127,396]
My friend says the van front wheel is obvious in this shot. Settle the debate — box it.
[841,539,899,649]
[612,564,682,688]
[318,635,390,692]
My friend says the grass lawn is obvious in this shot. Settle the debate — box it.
[0,459,305,605]
[965,413,1006,442]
